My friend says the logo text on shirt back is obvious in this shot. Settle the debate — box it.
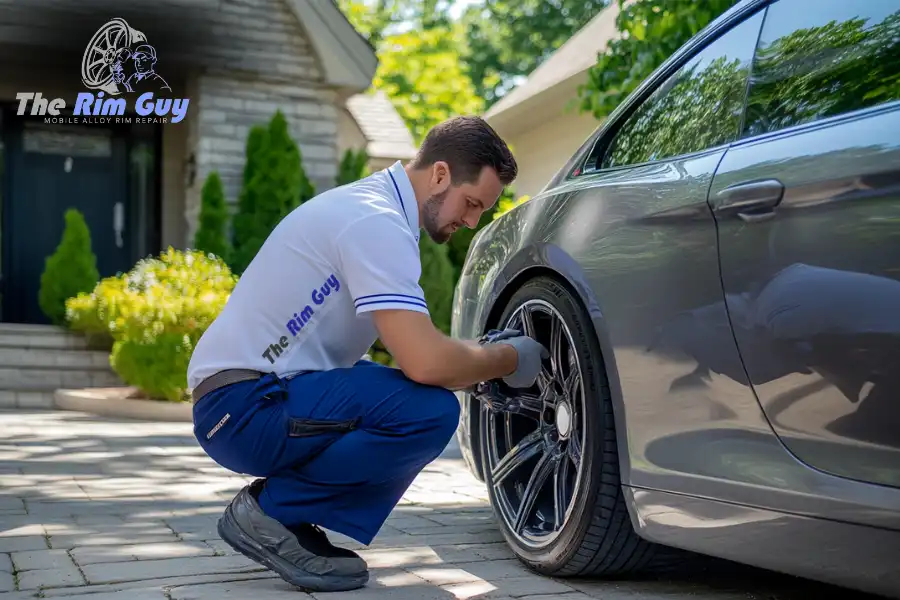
[261,274,342,365]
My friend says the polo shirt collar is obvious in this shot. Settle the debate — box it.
[386,161,420,242]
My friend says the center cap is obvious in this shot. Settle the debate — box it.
[556,402,572,438]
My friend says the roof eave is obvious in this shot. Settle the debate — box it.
[485,71,589,138]
[287,0,378,96]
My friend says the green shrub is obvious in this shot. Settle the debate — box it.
[193,171,231,264]
[338,148,369,185]
[66,248,237,402]
[365,235,456,366]
[230,110,316,274]
[39,208,100,326]
[231,124,268,271]
[418,235,455,335]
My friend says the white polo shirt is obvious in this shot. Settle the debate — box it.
[186,161,427,390]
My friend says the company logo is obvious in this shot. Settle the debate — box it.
[15,17,189,124]
[261,274,342,365]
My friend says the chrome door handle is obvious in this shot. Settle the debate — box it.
[715,178,784,210]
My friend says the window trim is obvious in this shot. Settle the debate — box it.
[732,98,900,151]
[570,0,773,178]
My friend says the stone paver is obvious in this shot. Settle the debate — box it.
[0,409,877,600]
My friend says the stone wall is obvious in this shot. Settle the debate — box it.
[182,0,341,244]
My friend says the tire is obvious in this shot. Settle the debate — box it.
[478,275,679,577]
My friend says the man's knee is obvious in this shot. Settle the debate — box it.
[418,385,460,442]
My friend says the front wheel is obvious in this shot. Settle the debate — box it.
[479,276,674,577]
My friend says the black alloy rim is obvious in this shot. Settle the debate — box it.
[482,299,586,548]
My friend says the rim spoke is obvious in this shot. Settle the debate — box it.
[536,365,553,398]
[515,391,544,419]
[491,429,543,487]
[519,306,537,339]
[553,451,571,526]
[514,451,556,534]
[563,368,581,403]
[549,318,564,381]
[568,434,582,466]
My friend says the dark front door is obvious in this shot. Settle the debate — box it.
[708,0,900,488]
[4,121,130,324]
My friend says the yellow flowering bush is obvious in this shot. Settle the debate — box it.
[493,194,531,220]
[66,248,237,402]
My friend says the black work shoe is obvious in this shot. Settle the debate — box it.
[217,482,368,592]
[289,523,365,561]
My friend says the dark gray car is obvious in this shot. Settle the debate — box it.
[450,0,900,597]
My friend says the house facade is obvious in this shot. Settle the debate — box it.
[483,1,622,198]
[0,0,414,325]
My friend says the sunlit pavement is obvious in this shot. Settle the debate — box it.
[0,409,874,599]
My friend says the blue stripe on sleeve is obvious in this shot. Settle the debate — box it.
[355,292,426,303]
[355,298,429,310]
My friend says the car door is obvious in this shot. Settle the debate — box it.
[556,5,773,495]
[708,0,900,488]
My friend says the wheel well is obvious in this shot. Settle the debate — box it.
[468,266,592,481]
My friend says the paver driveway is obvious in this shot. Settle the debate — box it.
[0,409,876,600]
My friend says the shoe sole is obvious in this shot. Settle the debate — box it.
[217,505,369,592]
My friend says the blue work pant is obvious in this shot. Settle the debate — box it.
[191,360,460,545]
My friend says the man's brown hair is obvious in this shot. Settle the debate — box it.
[411,116,518,186]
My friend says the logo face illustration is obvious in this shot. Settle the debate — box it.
[81,18,172,96]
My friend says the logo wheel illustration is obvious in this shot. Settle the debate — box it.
[81,17,143,94]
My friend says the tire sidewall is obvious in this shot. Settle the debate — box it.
[480,276,612,572]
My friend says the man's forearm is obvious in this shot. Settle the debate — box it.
[419,335,517,390]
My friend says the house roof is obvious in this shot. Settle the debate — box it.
[484,1,623,121]
[287,0,379,95]
[346,91,417,160]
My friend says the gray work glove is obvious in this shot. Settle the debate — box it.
[481,328,549,388]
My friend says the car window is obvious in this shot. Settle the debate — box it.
[743,0,900,138]
[596,10,764,171]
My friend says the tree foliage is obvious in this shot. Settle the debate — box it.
[337,0,454,47]
[373,24,484,144]
[462,0,611,108]
[578,0,739,119]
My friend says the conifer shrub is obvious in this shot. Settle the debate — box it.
[38,208,100,326]
[193,171,231,264]
[230,110,316,273]
[338,147,370,185]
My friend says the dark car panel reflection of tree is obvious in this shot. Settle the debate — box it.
[451,0,900,597]
[604,55,749,169]
[745,3,900,136]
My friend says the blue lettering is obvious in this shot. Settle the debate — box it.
[286,307,314,336]
[327,274,340,292]
[286,319,300,336]
[135,93,155,117]
[74,93,94,115]
[283,276,342,336]
[135,93,190,124]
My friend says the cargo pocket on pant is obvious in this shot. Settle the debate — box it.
[287,416,361,437]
